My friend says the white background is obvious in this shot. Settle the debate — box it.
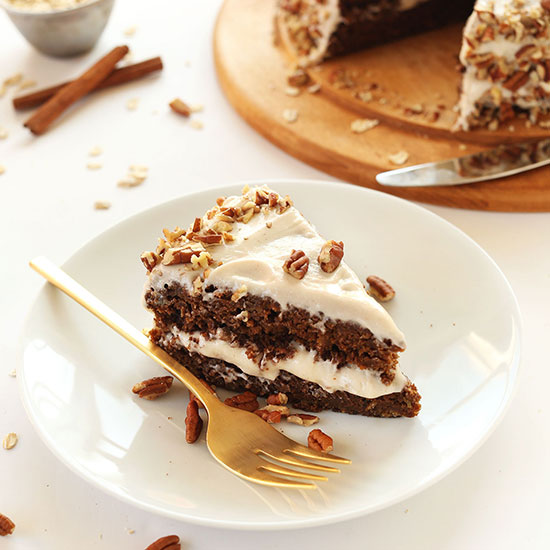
[1,0,549,548]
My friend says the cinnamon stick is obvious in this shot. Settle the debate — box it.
[13,57,163,110]
[24,45,129,135]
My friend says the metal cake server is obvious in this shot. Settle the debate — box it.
[376,138,550,187]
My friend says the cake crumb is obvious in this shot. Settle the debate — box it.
[388,151,409,165]
[284,86,300,97]
[2,433,18,450]
[283,109,298,123]
[94,200,111,210]
[126,98,139,111]
[350,118,379,133]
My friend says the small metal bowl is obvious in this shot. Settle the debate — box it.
[1,0,116,57]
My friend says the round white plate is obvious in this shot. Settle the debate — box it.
[19,180,521,530]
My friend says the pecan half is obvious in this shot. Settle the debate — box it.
[318,240,344,273]
[132,376,173,400]
[503,70,529,91]
[254,409,282,423]
[308,429,333,453]
[145,535,181,550]
[141,251,160,272]
[0,513,15,536]
[282,249,309,279]
[366,275,396,302]
[287,413,319,426]
[185,400,203,444]
[189,379,217,409]
[267,392,288,405]
[224,391,259,412]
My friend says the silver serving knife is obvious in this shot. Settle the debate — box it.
[376,139,550,187]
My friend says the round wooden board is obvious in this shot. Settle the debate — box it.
[213,0,550,212]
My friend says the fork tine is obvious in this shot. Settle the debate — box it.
[259,449,340,473]
[240,469,317,490]
[286,443,352,464]
[257,457,328,481]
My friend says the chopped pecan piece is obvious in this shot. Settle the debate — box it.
[162,226,186,244]
[161,244,204,265]
[189,379,217,409]
[503,70,529,91]
[308,429,333,453]
[224,391,259,412]
[261,404,290,416]
[318,240,344,273]
[185,400,203,444]
[193,233,223,245]
[366,275,396,302]
[145,535,181,550]
[191,217,202,232]
[169,98,192,117]
[254,409,282,423]
[268,192,279,207]
[141,251,160,272]
[254,189,270,205]
[283,249,309,279]
[0,513,15,536]
[287,413,319,426]
[132,376,173,400]
[267,392,288,405]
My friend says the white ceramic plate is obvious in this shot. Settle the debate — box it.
[19,180,521,530]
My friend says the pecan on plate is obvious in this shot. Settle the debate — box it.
[255,409,282,424]
[318,240,344,273]
[189,379,217,409]
[0,513,15,536]
[308,429,333,453]
[224,391,259,412]
[267,392,288,405]
[132,376,173,400]
[145,535,181,550]
[366,275,396,302]
[282,249,309,279]
[185,400,203,444]
[169,98,191,117]
[287,413,319,426]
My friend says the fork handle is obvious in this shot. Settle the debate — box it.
[29,256,220,411]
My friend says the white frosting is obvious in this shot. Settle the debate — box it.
[147,187,405,348]
[169,328,407,400]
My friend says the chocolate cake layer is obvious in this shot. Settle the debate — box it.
[150,327,421,417]
[326,0,473,59]
[145,282,402,380]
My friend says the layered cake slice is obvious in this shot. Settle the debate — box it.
[141,186,421,417]
[277,0,473,67]
[456,0,550,130]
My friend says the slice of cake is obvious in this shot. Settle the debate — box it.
[141,186,421,418]
[456,0,550,130]
[277,0,473,67]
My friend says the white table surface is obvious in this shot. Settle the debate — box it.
[1,1,549,548]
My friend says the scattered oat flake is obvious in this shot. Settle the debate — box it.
[126,98,139,111]
[8,369,16,377]
[123,25,137,36]
[94,200,111,210]
[307,83,321,94]
[458,144,467,151]
[284,86,300,97]
[86,162,102,170]
[190,104,204,113]
[89,146,102,156]
[0,127,7,140]
[0,165,5,175]
[118,165,148,188]
[388,151,409,165]
[283,109,298,123]
[18,79,36,91]
[2,433,17,450]
[357,91,372,102]
[190,120,204,130]
[350,118,379,133]
[379,97,388,105]
[127,529,135,535]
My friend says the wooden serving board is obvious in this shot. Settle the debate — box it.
[213,0,550,211]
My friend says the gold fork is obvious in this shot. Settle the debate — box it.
[30,256,350,490]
